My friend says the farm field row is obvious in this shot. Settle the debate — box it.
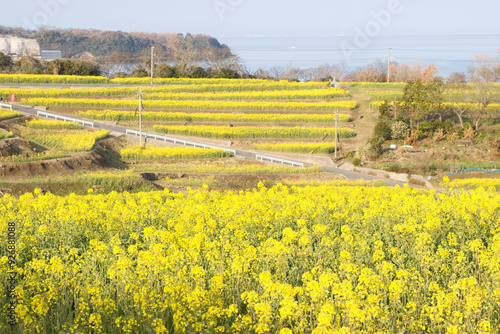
[78,110,352,123]
[152,125,356,139]
[21,98,360,111]
[0,87,350,99]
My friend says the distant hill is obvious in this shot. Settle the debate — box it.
[0,26,228,59]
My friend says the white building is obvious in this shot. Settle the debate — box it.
[0,37,41,60]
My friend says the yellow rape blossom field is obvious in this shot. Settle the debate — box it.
[0,88,349,100]
[21,98,359,111]
[251,142,337,154]
[1,185,500,333]
[447,178,500,191]
[0,110,22,121]
[152,125,356,139]
[121,145,231,160]
[20,129,110,152]
[25,119,82,130]
[78,110,352,123]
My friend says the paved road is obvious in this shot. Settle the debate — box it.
[8,103,398,183]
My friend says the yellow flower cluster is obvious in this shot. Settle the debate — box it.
[21,129,109,151]
[446,177,500,191]
[121,145,230,160]
[0,86,345,99]
[78,110,352,123]
[370,100,500,111]
[22,98,360,111]
[25,119,82,130]
[152,125,356,139]
[0,74,108,84]
[0,128,14,140]
[251,142,337,154]
[144,89,350,100]
[1,185,500,333]
[0,110,22,121]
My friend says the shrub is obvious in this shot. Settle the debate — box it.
[390,121,409,139]
[374,121,392,140]
[352,157,361,167]
[369,137,385,157]
[188,67,209,78]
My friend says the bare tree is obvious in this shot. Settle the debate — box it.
[446,83,471,128]
[282,64,301,81]
[391,63,422,82]
[467,53,500,83]
[203,47,240,72]
[269,66,285,81]
[253,68,270,79]
[468,83,498,130]
[168,35,200,75]
[446,72,467,83]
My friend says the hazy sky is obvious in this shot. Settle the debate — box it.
[5,0,500,38]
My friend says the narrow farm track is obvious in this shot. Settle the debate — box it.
[8,103,410,185]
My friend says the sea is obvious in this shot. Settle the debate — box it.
[218,35,500,76]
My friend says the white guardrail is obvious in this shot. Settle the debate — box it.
[256,154,304,168]
[126,129,237,156]
[0,102,12,109]
[36,110,94,128]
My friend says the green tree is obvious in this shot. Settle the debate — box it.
[373,120,392,140]
[0,52,13,73]
[401,79,444,122]
[155,64,177,78]
[188,66,209,78]
[208,68,241,79]
[129,66,148,78]
[14,56,43,74]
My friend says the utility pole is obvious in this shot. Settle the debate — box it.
[151,46,155,85]
[387,48,392,83]
[334,109,339,160]
[139,87,143,146]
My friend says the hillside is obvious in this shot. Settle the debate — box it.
[0,26,228,58]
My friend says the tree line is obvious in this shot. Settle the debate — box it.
[368,79,500,159]
[0,26,227,59]
[253,52,500,84]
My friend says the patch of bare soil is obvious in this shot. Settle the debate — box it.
[158,171,346,193]
[0,137,128,179]
[0,115,35,129]
[0,137,38,158]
